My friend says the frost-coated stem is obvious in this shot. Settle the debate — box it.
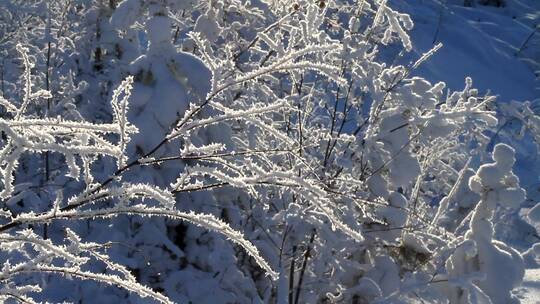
[13,205,279,280]
[430,158,471,233]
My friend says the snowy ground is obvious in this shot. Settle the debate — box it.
[394,0,539,102]
[515,268,540,303]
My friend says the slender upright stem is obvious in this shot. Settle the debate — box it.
[294,231,315,304]
[288,245,296,304]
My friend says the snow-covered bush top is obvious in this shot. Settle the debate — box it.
[446,143,526,303]
[469,143,526,209]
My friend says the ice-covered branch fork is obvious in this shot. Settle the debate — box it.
[9,203,278,280]
[212,43,347,95]
[0,118,136,159]
[172,165,365,242]
[0,76,137,199]
[0,228,174,304]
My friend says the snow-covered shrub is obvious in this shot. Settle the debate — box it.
[445,144,526,304]
[0,0,537,303]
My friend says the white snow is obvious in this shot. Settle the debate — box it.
[514,268,540,304]
[0,0,539,303]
